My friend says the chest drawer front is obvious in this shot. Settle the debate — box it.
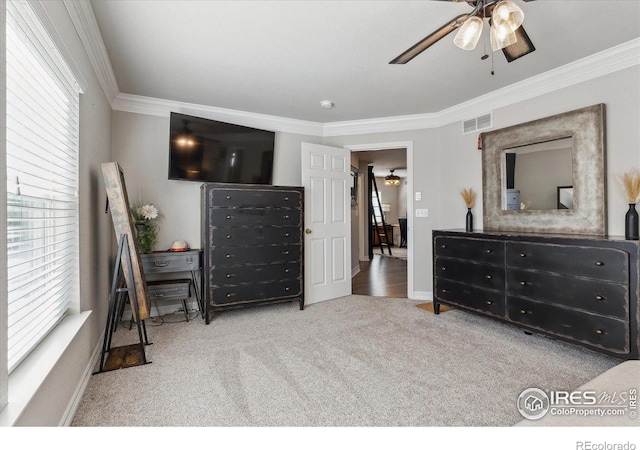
[209,207,301,228]
[506,242,629,283]
[434,237,505,266]
[506,268,629,318]
[211,244,301,267]
[507,297,629,353]
[212,280,301,305]
[435,278,505,317]
[209,188,302,209]
[211,226,300,247]
[435,257,505,291]
[211,261,300,286]
[147,281,190,300]
[141,251,200,273]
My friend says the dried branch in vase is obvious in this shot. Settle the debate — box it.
[618,170,640,204]
[460,188,476,208]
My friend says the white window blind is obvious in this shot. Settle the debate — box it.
[5,0,81,372]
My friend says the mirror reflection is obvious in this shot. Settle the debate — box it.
[502,137,573,211]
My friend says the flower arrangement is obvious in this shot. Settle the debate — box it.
[618,170,640,204]
[132,203,159,254]
[460,188,475,208]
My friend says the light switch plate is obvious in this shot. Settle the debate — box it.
[415,192,422,201]
[416,208,429,218]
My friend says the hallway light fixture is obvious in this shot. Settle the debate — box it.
[385,169,401,186]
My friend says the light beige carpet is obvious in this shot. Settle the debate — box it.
[72,295,618,427]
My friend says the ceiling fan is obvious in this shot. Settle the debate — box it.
[390,0,536,65]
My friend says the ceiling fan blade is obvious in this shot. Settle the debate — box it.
[502,25,535,62]
[389,14,468,64]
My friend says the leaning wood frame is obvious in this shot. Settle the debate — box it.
[101,162,151,320]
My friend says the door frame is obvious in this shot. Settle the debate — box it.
[345,141,414,300]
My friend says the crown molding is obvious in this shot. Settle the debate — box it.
[71,0,638,139]
[112,93,324,136]
[63,0,119,104]
[324,38,640,136]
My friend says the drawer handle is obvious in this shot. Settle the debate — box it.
[486,300,493,305]
[226,234,232,239]
[226,215,233,220]
[441,244,447,249]
[485,275,492,279]
[284,250,290,255]
[226,254,233,259]
[595,295,604,301]
[519,253,526,257]
[520,281,528,286]
[283,215,290,219]
[485,249,492,254]
[226,273,235,278]
[284,268,290,273]
[441,289,448,293]
[226,195,231,200]
[154,293,165,297]
[226,293,234,298]
[285,232,290,237]
[594,261,604,266]
[519,309,527,314]
[153,260,169,267]
[595,329,604,335]
[285,286,290,291]
[441,267,447,271]
[284,197,289,201]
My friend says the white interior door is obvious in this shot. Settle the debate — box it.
[301,142,352,305]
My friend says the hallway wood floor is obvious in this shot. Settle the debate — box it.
[352,255,407,298]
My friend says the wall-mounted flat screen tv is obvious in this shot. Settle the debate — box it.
[168,112,275,184]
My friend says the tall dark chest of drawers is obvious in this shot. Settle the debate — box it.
[201,183,304,324]
[433,230,640,359]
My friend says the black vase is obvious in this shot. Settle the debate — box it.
[466,208,473,232]
[626,204,639,240]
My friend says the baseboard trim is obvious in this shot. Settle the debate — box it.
[411,291,433,301]
[351,265,361,278]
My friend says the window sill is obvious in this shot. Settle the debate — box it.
[0,311,91,427]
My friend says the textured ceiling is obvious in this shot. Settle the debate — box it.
[91,0,640,123]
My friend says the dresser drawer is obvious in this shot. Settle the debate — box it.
[209,208,301,227]
[212,280,301,305]
[210,244,301,267]
[147,280,191,300]
[507,296,629,353]
[211,261,300,286]
[506,242,629,283]
[210,226,300,247]
[434,237,505,266]
[141,251,200,273]
[435,278,505,317]
[435,257,504,291]
[209,188,302,209]
[506,268,629,319]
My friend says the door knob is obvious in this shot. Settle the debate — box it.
[305,228,312,234]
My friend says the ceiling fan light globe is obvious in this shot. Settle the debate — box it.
[492,1,524,32]
[490,21,518,51]
[454,16,484,50]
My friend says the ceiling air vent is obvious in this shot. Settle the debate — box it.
[462,113,493,135]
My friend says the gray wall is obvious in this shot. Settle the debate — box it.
[111,66,640,298]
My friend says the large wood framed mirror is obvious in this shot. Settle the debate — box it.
[482,104,606,235]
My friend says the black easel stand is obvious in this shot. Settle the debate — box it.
[94,234,151,374]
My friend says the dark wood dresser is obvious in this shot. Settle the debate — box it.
[432,229,640,359]
[200,183,304,324]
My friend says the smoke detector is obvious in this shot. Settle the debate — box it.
[320,100,333,109]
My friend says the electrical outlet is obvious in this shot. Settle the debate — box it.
[416,208,429,218]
